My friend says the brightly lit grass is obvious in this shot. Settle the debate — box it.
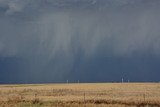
[0,83,160,107]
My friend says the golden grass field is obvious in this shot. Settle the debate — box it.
[0,83,160,107]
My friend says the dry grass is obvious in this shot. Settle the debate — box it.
[0,83,160,107]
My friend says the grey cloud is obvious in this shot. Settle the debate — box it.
[1,0,159,15]
[0,1,160,57]
[0,0,28,14]
[0,0,160,83]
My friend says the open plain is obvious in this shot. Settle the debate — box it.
[0,83,160,107]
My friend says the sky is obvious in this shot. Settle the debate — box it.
[0,0,160,83]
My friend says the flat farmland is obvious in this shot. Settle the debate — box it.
[0,83,160,107]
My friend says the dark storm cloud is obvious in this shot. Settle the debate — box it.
[0,0,160,83]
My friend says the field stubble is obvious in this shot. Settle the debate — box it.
[0,83,160,107]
